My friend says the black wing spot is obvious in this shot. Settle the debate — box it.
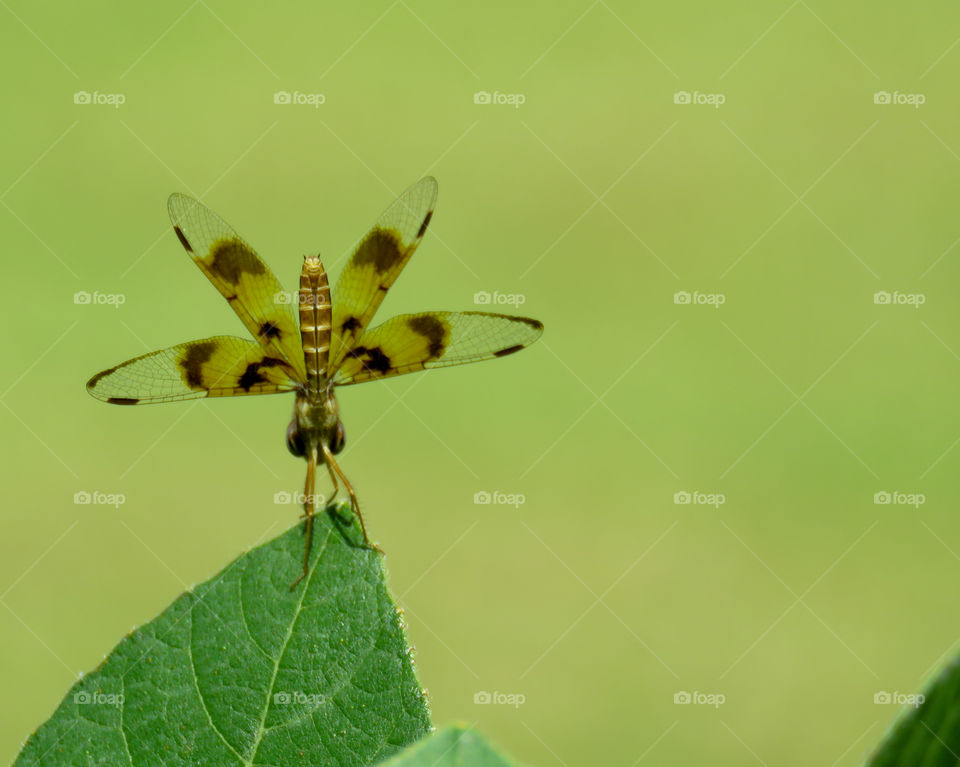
[258,321,282,340]
[417,210,433,239]
[107,397,139,405]
[238,357,289,391]
[173,225,193,252]
[408,314,447,358]
[179,341,218,389]
[208,239,266,284]
[494,344,524,358]
[352,346,392,374]
[353,228,405,274]
[87,365,118,390]
[341,316,362,334]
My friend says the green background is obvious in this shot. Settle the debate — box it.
[2,2,959,764]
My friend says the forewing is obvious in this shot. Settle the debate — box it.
[87,336,299,404]
[167,194,306,382]
[329,177,438,371]
[334,311,543,385]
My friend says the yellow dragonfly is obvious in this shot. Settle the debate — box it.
[87,178,543,587]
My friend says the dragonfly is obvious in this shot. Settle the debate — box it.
[87,177,543,588]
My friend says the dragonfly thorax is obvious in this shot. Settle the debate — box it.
[286,390,345,459]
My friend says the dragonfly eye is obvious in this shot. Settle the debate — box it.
[286,420,306,457]
[331,420,346,455]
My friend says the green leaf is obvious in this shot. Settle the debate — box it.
[14,503,431,766]
[379,725,527,766]
[866,658,960,766]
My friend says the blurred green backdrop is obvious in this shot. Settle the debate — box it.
[3,1,960,764]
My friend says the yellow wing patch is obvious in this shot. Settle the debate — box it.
[329,177,438,372]
[335,311,543,385]
[86,336,299,404]
[168,194,306,382]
